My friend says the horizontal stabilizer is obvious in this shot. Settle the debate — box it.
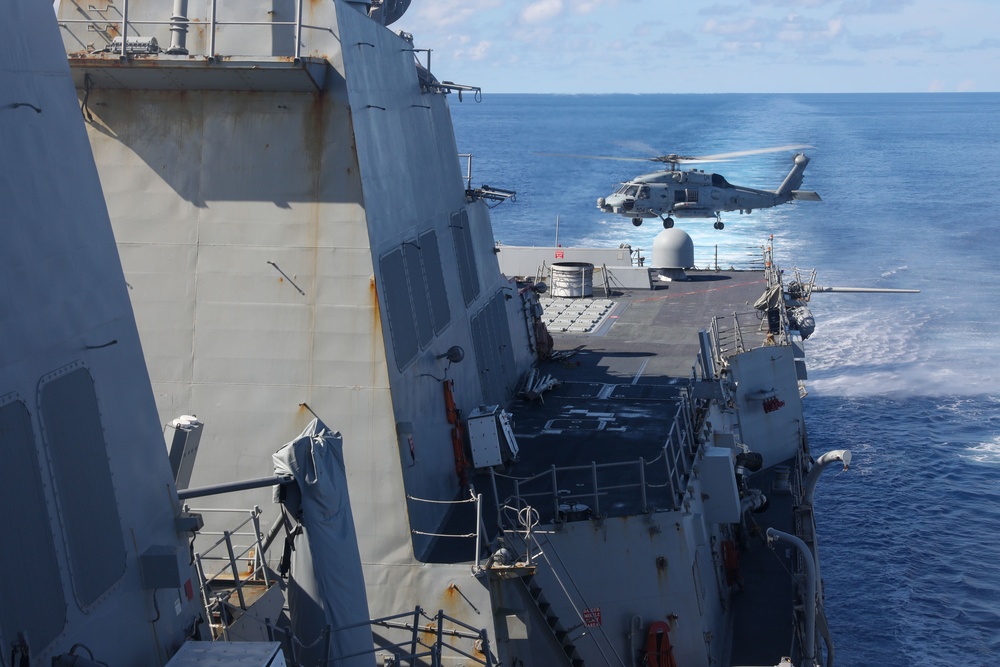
[792,190,821,201]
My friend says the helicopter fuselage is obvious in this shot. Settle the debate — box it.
[596,152,819,227]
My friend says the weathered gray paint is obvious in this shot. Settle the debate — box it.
[39,365,127,608]
[59,0,531,635]
[2,2,204,662]
[0,398,67,653]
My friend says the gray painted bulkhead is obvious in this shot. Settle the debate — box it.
[60,0,534,644]
[2,2,203,662]
[493,511,732,667]
[724,345,804,467]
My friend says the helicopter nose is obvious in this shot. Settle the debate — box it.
[598,194,630,213]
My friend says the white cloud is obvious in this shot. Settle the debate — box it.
[752,0,832,6]
[776,14,843,43]
[702,17,762,36]
[521,0,564,24]
[837,0,914,16]
[462,40,493,61]
[571,0,610,15]
[721,40,764,53]
[402,0,503,29]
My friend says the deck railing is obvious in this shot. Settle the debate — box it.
[186,501,494,664]
[697,239,801,370]
[407,492,486,572]
[59,0,305,59]
[493,396,698,527]
[337,606,495,667]
[691,242,769,272]
[186,504,271,638]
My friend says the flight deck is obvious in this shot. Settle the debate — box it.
[490,270,771,523]
[472,268,799,665]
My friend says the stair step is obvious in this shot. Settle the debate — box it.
[520,571,584,666]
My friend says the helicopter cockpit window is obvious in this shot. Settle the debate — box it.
[615,184,629,194]
[637,186,650,199]
[624,185,639,197]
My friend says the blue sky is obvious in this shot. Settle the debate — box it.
[392,0,1000,93]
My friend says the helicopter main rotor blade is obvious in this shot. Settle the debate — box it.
[534,152,656,163]
[535,152,729,165]
[652,156,732,165]
[535,143,812,165]
[688,144,814,162]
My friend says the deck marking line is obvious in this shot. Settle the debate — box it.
[632,359,649,385]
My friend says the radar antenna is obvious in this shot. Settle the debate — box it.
[369,0,412,26]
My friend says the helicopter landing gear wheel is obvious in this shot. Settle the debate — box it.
[713,221,725,230]
[662,217,674,229]
[632,218,642,227]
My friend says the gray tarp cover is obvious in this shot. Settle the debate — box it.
[753,284,783,311]
[273,418,372,666]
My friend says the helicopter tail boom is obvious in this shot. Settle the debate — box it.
[774,152,811,199]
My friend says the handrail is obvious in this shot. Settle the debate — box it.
[733,310,746,353]
[501,399,697,527]
[535,535,628,667]
[459,153,474,191]
[499,528,625,666]
[59,0,306,59]
[407,492,485,571]
[191,505,494,665]
[698,239,799,365]
[189,505,272,638]
[187,505,265,571]
[214,604,495,666]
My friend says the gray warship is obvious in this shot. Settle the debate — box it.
[0,1,865,665]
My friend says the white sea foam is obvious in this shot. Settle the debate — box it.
[880,265,908,278]
[802,290,1000,396]
[961,436,1000,464]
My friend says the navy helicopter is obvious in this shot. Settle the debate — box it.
[552,145,821,229]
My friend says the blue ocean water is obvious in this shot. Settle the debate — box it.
[451,93,1000,666]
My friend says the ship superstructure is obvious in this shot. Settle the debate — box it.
[58,0,538,658]
[44,1,846,665]
[1,2,204,663]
